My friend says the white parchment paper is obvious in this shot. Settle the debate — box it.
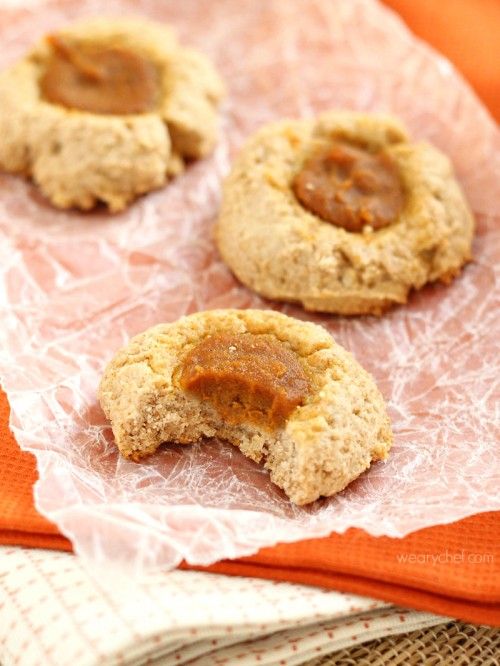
[0,0,499,573]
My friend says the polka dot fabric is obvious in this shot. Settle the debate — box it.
[0,547,443,666]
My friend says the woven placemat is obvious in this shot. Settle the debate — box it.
[306,621,500,665]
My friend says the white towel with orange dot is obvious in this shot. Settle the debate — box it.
[0,547,445,666]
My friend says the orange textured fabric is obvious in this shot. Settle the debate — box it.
[1,388,499,626]
[0,392,67,540]
[382,0,500,121]
[1,0,499,628]
[194,513,500,626]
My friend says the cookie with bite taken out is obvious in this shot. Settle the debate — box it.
[99,309,392,505]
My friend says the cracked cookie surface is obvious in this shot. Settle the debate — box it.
[216,112,474,315]
[99,309,392,505]
[0,17,224,211]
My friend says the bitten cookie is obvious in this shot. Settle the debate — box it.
[99,309,392,505]
[0,17,224,211]
[216,112,474,315]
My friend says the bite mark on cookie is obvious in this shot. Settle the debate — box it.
[99,309,393,505]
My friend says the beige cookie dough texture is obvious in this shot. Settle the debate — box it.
[216,112,475,315]
[99,309,392,505]
[0,17,224,211]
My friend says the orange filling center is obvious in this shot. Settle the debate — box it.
[293,141,405,232]
[40,34,159,115]
[179,332,310,429]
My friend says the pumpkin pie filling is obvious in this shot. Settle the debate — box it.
[179,332,310,429]
[293,141,405,232]
[40,34,159,115]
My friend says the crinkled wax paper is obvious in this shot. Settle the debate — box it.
[0,0,499,573]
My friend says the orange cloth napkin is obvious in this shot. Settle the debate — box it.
[382,0,500,122]
[1,0,499,629]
